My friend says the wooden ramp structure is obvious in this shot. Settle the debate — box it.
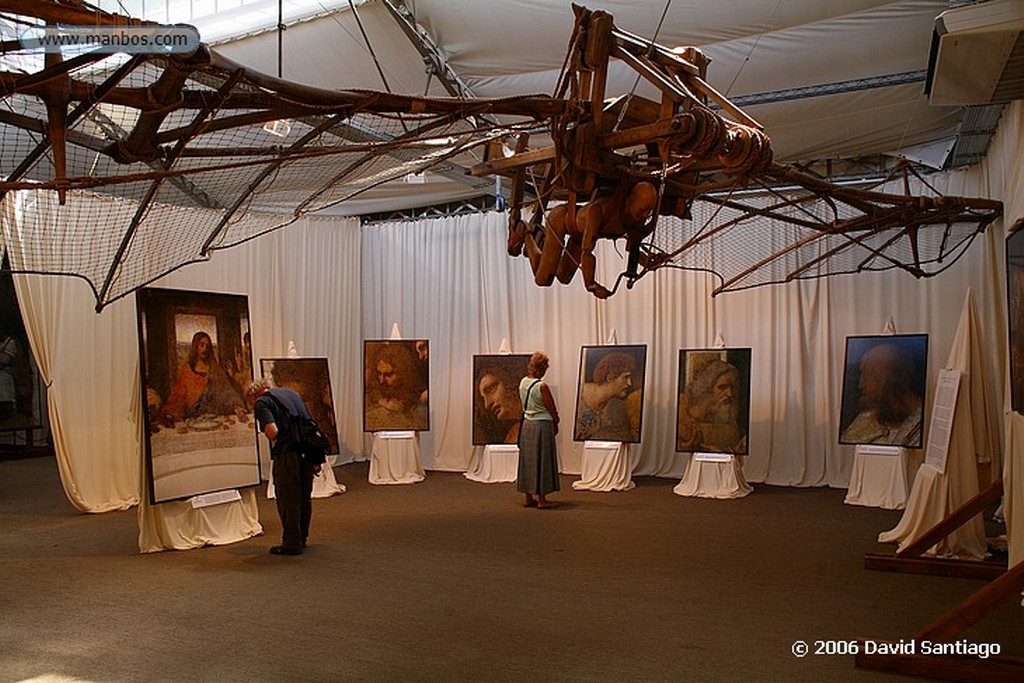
[857,479,1021,681]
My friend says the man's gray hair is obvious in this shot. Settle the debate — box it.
[245,377,271,398]
[685,359,738,403]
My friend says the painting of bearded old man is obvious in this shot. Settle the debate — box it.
[363,340,429,432]
[839,335,927,448]
[473,354,530,445]
[676,349,752,454]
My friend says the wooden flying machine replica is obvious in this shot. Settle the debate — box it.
[0,1,1004,308]
[469,5,1003,298]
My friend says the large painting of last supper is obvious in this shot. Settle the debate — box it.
[137,288,260,504]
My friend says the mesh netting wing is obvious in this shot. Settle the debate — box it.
[643,164,1002,295]
[0,3,558,309]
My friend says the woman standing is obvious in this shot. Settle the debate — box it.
[517,351,560,508]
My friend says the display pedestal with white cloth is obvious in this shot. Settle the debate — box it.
[844,445,907,510]
[876,464,952,553]
[268,457,347,499]
[673,452,752,499]
[464,444,518,483]
[876,291,991,559]
[369,431,425,484]
[572,441,634,491]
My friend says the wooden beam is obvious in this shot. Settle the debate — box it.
[916,561,1024,642]
[898,480,1003,558]
[600,115,694,149]
[470,147,557,176]
[863,553,1007,581]
[855,647,1024,682]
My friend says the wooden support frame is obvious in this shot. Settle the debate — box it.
[856,479,1020,681]
[864,480,1006,579]
[854,561,1024,681]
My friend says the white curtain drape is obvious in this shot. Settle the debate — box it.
[4,193,140,513]
[3,100,1020,558]
[2,209,361,549]
[360,210,1005,487]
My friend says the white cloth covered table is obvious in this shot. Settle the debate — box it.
[369,431,425,485]
[673,453,752,499]
[464,444,518,483]
[877,464,948,553]
[572,441,634,491]
[844,445,908,510]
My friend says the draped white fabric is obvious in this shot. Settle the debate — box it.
[3,101,1022,558]
[360,209,1007,487]
[10,269,140,513]
[3,212,361,549]
[877,291,991,558]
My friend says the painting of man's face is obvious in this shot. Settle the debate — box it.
[363,340,429,432]
[473,354,530,445]
[573,345,647,443]
[1007,226,1024,414]
[136,287,259,504]
[260,357,339,455]
[838,334,928,448]
[676,348,751,454]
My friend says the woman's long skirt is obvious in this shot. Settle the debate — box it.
[517,418,560,495]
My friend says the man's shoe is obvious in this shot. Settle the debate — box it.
[269,545,303,556]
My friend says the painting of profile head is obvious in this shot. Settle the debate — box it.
[1007,224,1024,414]
[473,354,530,445]
[259,358,340,455]
[573,345,647,443]
[676,349,752,454]
[136,288,259,504]
[839,334,928,448]
[363,340,429,432]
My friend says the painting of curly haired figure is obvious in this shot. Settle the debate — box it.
[363,340,429,432]
[260,358,340,455]
[676,349,751,454]
[573,345,647,442]
[473,354,530,445]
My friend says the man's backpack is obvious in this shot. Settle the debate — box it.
[264,392,331,466]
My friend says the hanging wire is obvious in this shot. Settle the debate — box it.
[893,90,924,164]
[347,0,394,94]
[724,0,784,97]
[613,0,673,133]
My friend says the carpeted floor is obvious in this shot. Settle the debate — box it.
[0,456,1018,682]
